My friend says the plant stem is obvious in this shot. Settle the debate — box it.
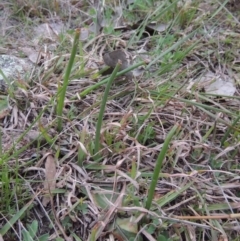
[57,28,80,132]
[145,124,179,210]
[94,62,121,161]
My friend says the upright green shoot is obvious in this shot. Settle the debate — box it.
[93,62,121,161]
[145,124,179,210]
[56,28,80,132]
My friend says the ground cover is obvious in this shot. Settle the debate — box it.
[0,0,240,240]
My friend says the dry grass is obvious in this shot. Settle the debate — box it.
[1,0,240,241]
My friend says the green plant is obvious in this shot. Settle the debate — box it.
[21,220,49,241]
[145,124,179,210]
[94,62,121,161]
[56,28,80,131]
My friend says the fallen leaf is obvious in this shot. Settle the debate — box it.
[146,22,169,33]
[103,49,132,77]
[196,71,236,96]
[42,154,57,206]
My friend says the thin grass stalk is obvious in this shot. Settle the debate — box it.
[1,78,73,163]
[78,61,145,99]
[127,1,166,46]
[1,92,58,162]
[0,69,14,97]
[210,0,229,20]
[0,128,2,155]
[94,62,121,161]
[56,28,80,131]
[151,0,178,23]
[78,39,85,77]
[145,124,179,210]
[221,114,240,147]
[160,94,236,117]
[0,195,36,235]
[146,30,198,70]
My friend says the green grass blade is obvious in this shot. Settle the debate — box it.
[56,28,80,131]
[221,114,240,147]
[0,69,14,96]
[146,30,199,70]
[79,61,145,99]
[0,198,34,236]
[145,124,179,210]
[94,62,121,161]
